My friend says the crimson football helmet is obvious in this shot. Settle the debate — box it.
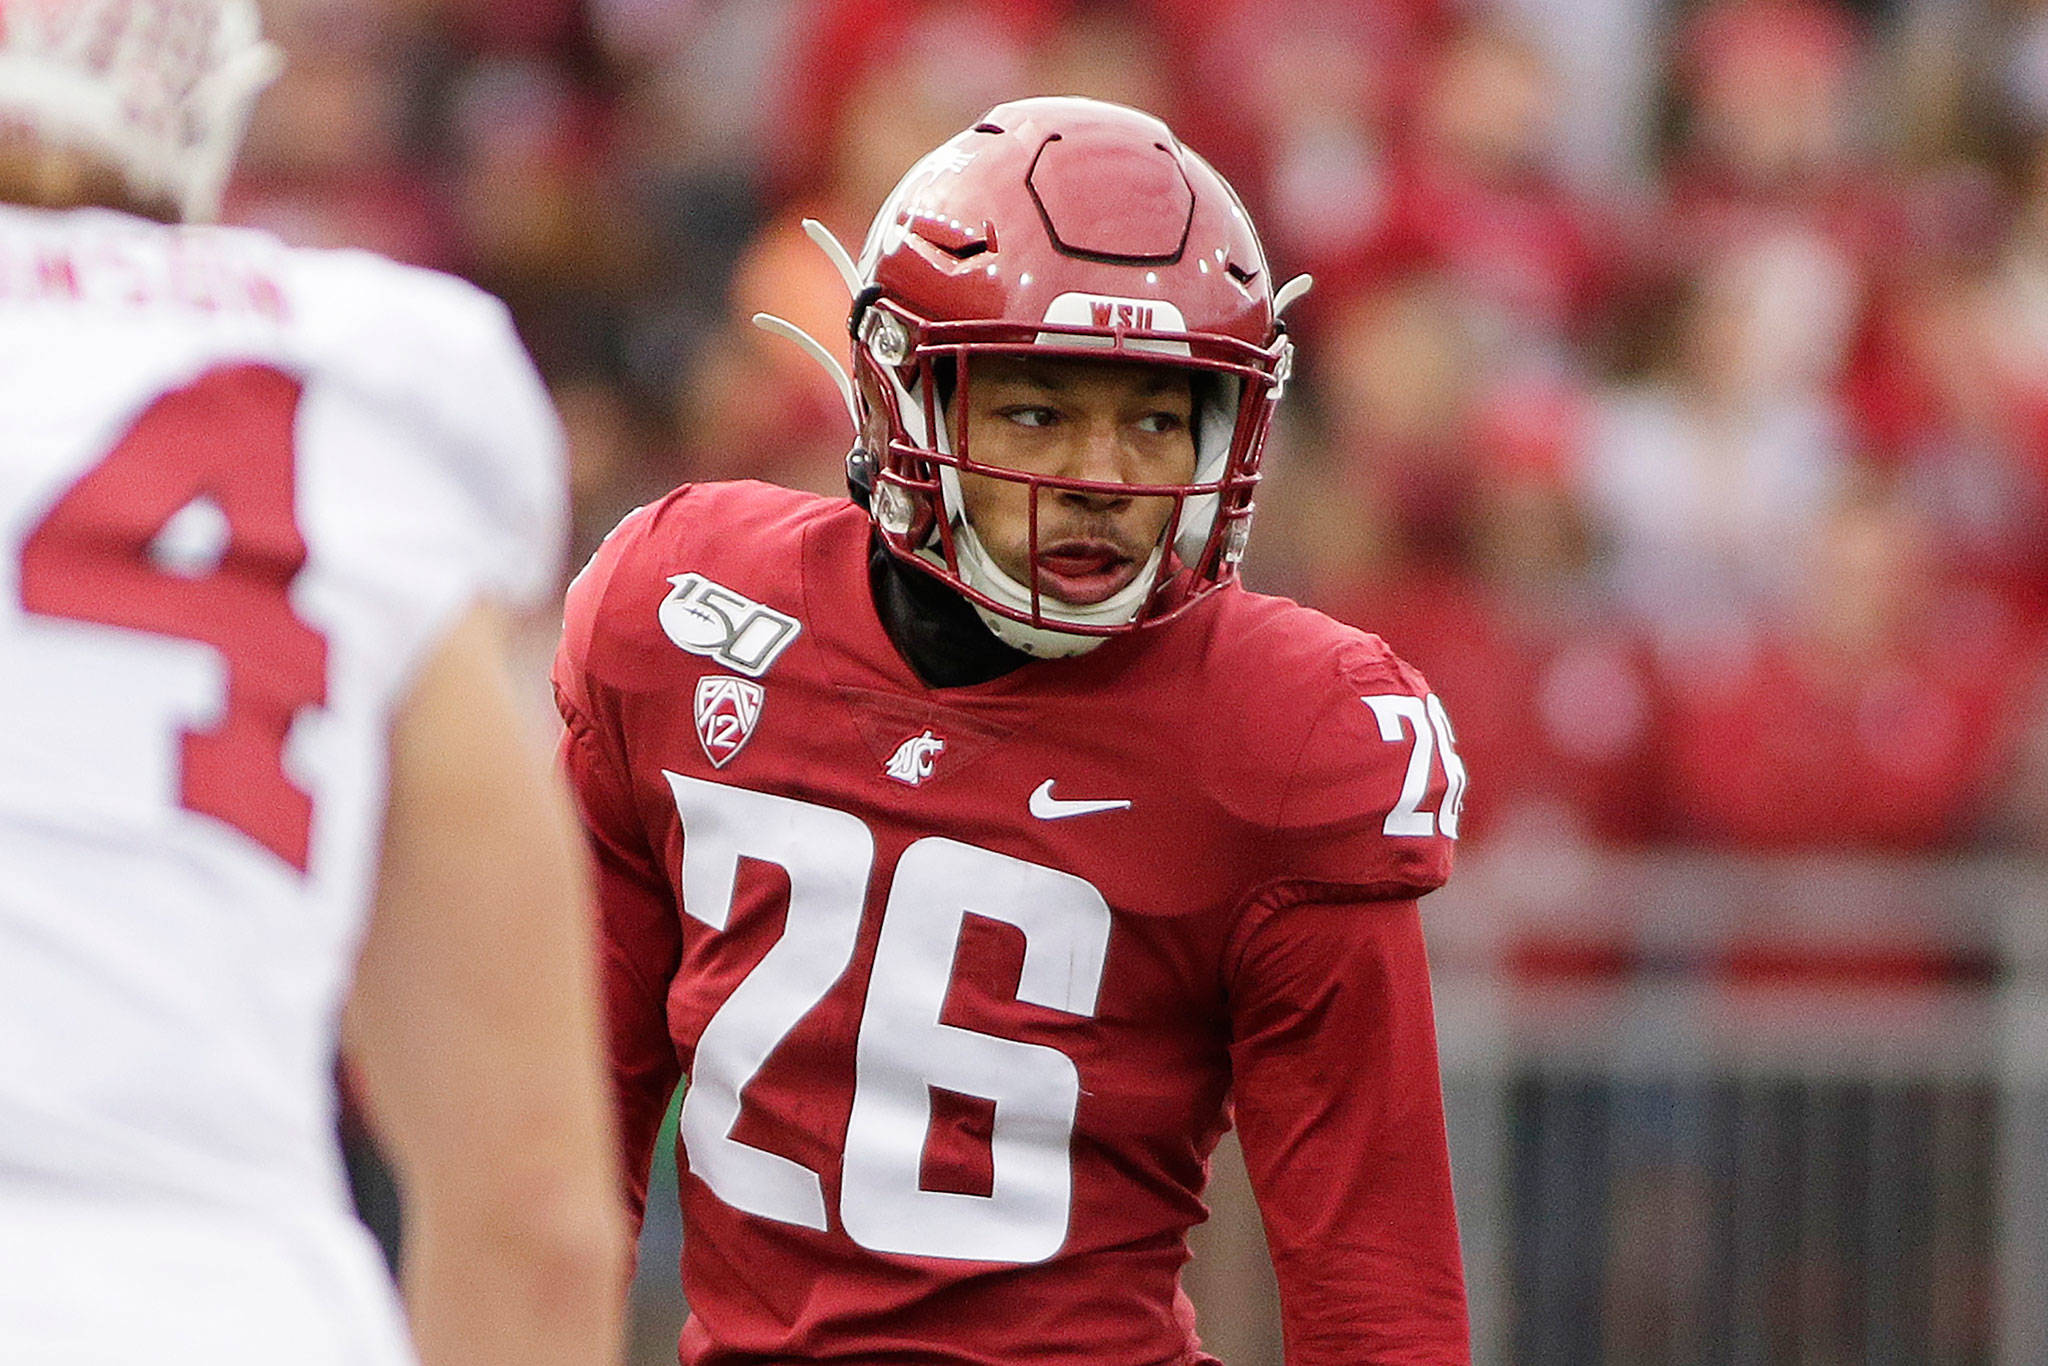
[0,0,280,222]
[760,97,1307,657]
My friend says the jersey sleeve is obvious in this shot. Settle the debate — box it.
[553,504,683,1234]
[296,249,569,614]
[1224,887,1471,1365]
[1262,632,1462,899]
[424,288,566,611]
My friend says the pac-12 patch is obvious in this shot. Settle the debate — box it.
[694,675,764,769]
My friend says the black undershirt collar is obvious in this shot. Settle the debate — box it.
[866,534,1033,688]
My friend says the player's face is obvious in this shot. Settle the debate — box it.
[949,354,1197,607]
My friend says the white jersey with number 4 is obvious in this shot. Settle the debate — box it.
[0,205,564,1364]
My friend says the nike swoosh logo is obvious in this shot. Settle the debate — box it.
[1029,779,1132,820]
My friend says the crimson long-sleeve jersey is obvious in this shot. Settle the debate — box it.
[553,480,1471,1365]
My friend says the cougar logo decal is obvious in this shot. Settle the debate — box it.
[884,730,946,786]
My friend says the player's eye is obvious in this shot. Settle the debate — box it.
[1134,410,1187,435]
[998,405,1057,429]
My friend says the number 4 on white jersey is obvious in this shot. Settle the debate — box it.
[1363,693,1467,839]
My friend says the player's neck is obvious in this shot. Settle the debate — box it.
[868,536,1032,688]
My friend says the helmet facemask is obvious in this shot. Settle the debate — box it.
[852,299,1286,656]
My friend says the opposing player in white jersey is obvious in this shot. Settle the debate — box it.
[0,5,626,1364]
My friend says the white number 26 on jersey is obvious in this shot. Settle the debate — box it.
[1364,692,1467,839]
[664,772,1112,1265]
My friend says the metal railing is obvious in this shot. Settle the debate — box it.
[1424,848,2047,1366]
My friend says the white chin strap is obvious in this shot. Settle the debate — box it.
[924,461,1167,658]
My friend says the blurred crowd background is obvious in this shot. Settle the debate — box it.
[235,0,2048,858]
[258,0,2048,1361]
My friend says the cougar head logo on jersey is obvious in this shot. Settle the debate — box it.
[748,97,1310,660]
[883,729,946,786]
[0,0,282,222]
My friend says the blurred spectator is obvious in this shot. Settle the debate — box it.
[1580,233,1857,644]
[1147,0,1445,331]
[1380,14,1613,370]
[1656,0,1900,367]
[444,56,644,298]
[1851,206,2048,606]
[599,3,795,402]
[1655,488,2041,848]
[1493,0,1665,191]
[1309,273,1483,595]
[1663,0,1882,244]
[232,0,454,265]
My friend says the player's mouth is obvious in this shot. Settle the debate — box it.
[1034,539,1139,606]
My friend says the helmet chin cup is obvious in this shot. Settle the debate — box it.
[973,601,1114,658]
[923,461,1169,655]
[925,499,1168,660]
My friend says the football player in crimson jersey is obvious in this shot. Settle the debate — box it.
[556,97,1471,1364]
[0,6,626,1365]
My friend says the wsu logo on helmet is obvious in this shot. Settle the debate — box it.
[1039,293,1194,359]
[884,729,946,786]
[694,675,764,769]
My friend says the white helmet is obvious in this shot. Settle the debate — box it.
[0,0,280,221]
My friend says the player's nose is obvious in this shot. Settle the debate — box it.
[1054,418,1135,508]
